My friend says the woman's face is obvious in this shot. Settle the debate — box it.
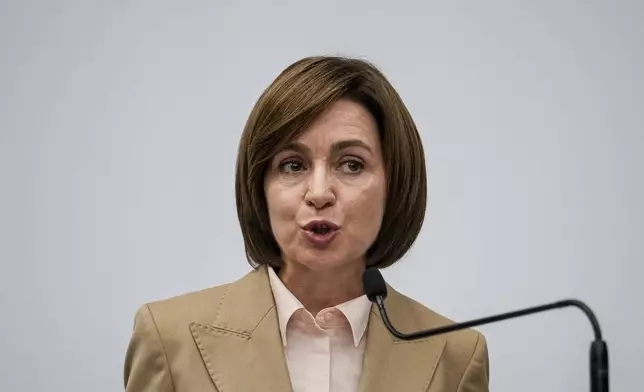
[264,99,387,273]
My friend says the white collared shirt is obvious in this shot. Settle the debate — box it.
[267,267,372,392]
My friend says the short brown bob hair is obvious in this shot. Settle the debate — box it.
[235,55,427,269]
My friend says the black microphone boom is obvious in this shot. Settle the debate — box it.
[362,268,609,392]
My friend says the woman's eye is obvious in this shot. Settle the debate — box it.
[340,160,364,173]
[280,160,304,173]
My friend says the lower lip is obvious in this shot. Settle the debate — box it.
[303,229,338,247]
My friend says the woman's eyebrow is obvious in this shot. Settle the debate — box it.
[330,139,373,155]
[279,141,309,155]
[279,139,372,155]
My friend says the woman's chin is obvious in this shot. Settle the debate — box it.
[291,250,358,272]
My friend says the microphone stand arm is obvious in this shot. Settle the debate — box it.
[374,297,609,392]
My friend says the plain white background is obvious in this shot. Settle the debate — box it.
[1,1,642,391]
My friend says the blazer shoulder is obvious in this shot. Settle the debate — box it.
[389,288,490,387]
[137,280,233,330]
[131,266,273,337]
[392,291,491,389]
[388,286,486,359]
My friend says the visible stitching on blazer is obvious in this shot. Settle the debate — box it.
[190,323,221,390]
[192,323,250,339]
[455,331,482,391]
[393,339,437,345]
[206,322,251,337]
[146,304,178,392]
[215,287,229,323]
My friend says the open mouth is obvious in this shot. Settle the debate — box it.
[310,225,332,235]
[302,220,340,239]
[303,221,338,246]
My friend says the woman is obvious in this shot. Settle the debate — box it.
[124,55,489,392]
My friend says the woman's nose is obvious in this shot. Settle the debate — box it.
[304,167,336,209]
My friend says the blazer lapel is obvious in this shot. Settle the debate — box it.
[358,287,446,392]
[189,267,293,392]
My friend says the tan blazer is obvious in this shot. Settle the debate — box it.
[124,266,489,392]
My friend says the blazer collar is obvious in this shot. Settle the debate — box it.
[189,266,446,392]
[189,266,293,392]
[357,286,447,392]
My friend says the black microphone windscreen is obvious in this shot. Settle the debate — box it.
[362,268,388,302]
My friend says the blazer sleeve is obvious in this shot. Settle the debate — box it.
[456,332,490,392]
[124,304,175,392]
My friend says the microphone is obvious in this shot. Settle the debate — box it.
[362,268,609,392]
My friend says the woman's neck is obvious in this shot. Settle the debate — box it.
[278,261,365,315]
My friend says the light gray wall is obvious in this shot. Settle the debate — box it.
[1,1,642,391]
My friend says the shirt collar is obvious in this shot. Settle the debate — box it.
[267,266,372,347]
[335,293,372,347]
[267,266,305,345]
